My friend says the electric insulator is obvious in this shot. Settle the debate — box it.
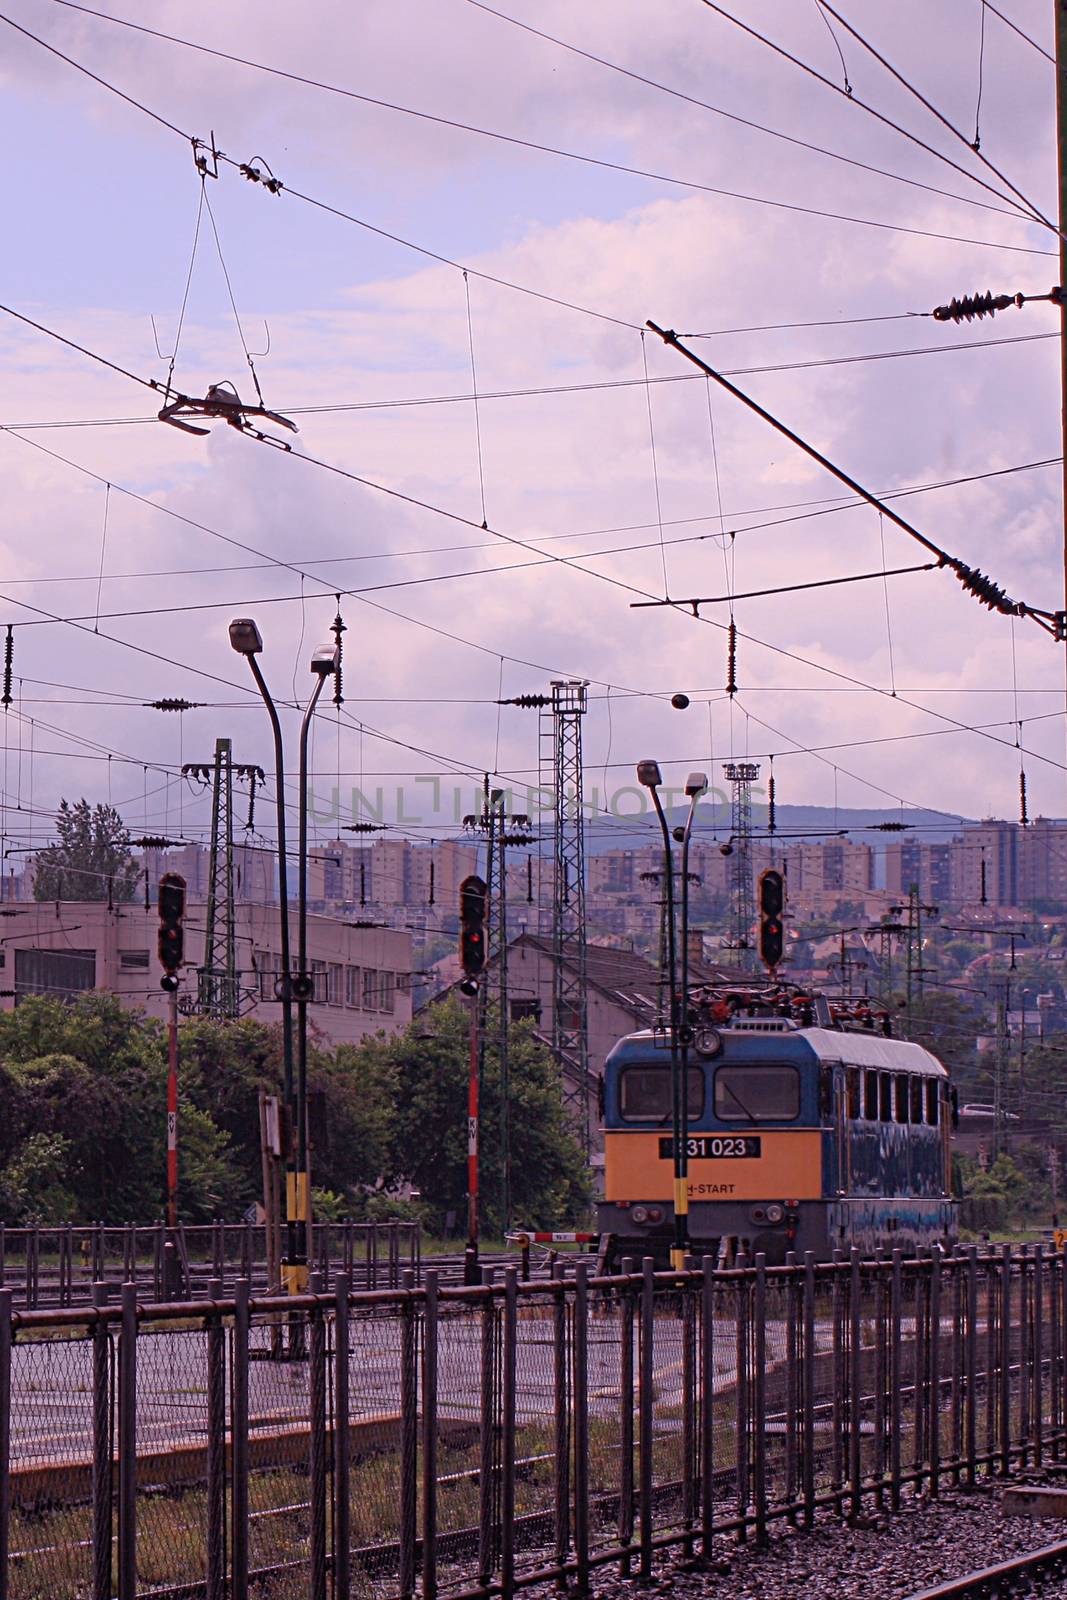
[503,694,550,709]
[949,559,1020,616]
[726,620,737,697]
[245,772,258,833]
[332,607,346,707]
[1020,769,1029,828]
[2,626,12,709]
[148,698,202,712]
[767,773,776,834]
[932,289,1021,324]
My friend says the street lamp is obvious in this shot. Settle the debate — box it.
[637,759,688,1270]
[676,773,708,1249]
[293,640,340,1289]
[229,618,299,1299]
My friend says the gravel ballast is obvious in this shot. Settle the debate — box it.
[566,1483,1067,1599]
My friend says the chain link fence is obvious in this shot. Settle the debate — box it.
[2,1246,1066,1600]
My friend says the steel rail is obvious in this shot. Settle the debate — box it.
[902,1537,1067,1597]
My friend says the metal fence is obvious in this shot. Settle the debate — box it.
[0,1220,422,1307]
[2,1245,1066,1600]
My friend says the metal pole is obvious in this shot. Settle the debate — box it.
[0,1290,10,1600]
[245,654,297,1295]
[678,788,702,1270]
[648,784,684,1268]
[166,983,178,1231]
[292,671,329,1296]
[1056,0,1067,659]
[466,994,481,1283]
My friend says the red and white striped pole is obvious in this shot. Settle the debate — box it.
[166,983,178,1229]
[465,998,480,1283]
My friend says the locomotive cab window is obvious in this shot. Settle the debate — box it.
[619,1065,704,1122]
[714,1064,800,1122]
[864,1069,879,1121]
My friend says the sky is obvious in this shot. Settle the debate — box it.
[0,0,1064,866]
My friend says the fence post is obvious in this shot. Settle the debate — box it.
[619,1257,636,1574]
[639,1257,655,1583]
[736,1250,751,1537]
[502,1267,520,1599]
[890,1249,902,1511]
[117,1282,137,1600]
[399,1267,417,1600]
[422,1269,438,1600]
[784,1250,799,1526]
[232,1278,250,1600]
[848,1247,862,1520]
[573,1263,590,1596]
[203,1278,225,1600]
[700,1256,715,1558]
[91,1281,113,1600]
[1000,1244,1012,1476]
[1035,1246,1045,1469]
[478,1269,498,1586]
[927,1248,941,1497]
[965,1247,978,1485]
[0,1288,11,1600]
[752,1255,768,1546]
[802,1252,816,1529]
[308,1272,327,1600]
[682,1259,697,1554]
[334,1272,351,1600]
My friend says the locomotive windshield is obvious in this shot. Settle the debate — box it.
[619,1065,704,1121]
[713,1064,800,1122]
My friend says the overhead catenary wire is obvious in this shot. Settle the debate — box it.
[3,5,1056,283]
[816,1,1054,228]
[697,0,1053,230]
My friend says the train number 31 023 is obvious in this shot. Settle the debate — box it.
[657,1135,762,1159]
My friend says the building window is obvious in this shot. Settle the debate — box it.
[119,949,150,971]
[362,968,378,1010]
[328,963,344,1006]
[311,959,328,1004]
[256,952,276,1002]
[379,971,395,1013]
[14,947,95,1004]
[510,997,541,1024]
[346,965,361,1008]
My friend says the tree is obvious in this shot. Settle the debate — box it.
[32,798,139,902]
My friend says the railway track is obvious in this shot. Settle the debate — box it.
[904,1538,1067,1597]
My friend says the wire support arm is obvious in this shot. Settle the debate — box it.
[644,320,1060,636]
[630,561,936,612]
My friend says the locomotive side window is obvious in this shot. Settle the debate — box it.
[847,1067,861,1120]
[895,1075,910,1123]
[879,1072,893,1122]
[864,1069,879,1120]
[925,1079,939,1125]
[619,1065,704,1122]
[910,1076,924,1123]
[714,1064,799,1122]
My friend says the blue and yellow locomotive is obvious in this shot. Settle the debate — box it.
[597,991,956,1267]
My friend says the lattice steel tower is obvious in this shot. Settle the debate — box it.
[182,738,262,1019]
[539,681,591,1156]
[723,761,760,968]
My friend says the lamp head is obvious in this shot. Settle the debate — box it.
[636,759,662,789]
[229,618,263,655]
[685,771,709,799]
[310,641,339,677]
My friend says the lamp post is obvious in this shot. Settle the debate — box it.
[676,773,708,1262]
[293,641,340,1289]
[229,618,299,1299]
[637,759,688,1270]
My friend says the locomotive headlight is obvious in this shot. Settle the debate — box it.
[765,1203,786,1225]
[647,1206,664,1224]
[631,1205,649,1224]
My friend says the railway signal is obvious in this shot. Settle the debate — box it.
[758,869,785,971]
[459,874,487,981]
